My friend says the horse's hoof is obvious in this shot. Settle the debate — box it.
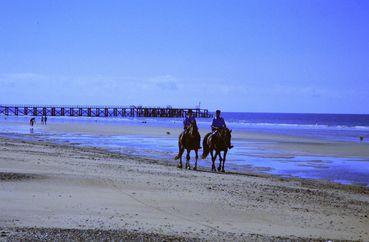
[177,163,183,169]
[217,167,221,172]
[221,169,225,173]
[193,166,197,171]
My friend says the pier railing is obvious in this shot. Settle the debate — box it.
[0,105,211,118]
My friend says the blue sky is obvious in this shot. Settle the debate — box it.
[0,0,368,113]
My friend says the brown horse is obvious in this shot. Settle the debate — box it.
[202,128,232,172]
[174,123,201,170]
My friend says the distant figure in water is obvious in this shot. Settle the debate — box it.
[29,117,36,126]
[360,136,364,142]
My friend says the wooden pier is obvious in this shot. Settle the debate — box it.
[0,105,211,118]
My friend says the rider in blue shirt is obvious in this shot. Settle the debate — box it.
[211,110,233,149]
[183,110,197,129]
[211,110,226,130]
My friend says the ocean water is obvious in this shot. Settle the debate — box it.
[1,112,369,186]
[220,112,369,142]
[223,112,369,128]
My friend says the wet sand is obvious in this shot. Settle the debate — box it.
[0,137,368,241]
[2,118,369,158]
[2,119,369,186]
[44,121,369,157]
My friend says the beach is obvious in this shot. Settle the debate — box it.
[1,116,369,186]
[3,0,369,240]
[1,136,369,241]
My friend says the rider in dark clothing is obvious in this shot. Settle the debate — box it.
[211,110,233,149]
[211,114,226,130]
[183,110,197,129]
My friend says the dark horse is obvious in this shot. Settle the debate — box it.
[174,123,201,170]
[202,128,232,172]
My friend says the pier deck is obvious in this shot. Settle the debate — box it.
[0,105,211,118]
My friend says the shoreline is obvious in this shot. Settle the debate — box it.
[1,121,369,187]
[1,134,369,191]
[1,136,369,241]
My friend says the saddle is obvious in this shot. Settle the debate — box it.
[207,128,233,149]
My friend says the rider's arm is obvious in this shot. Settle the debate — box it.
[211,118,216,129]
[221,118,227,128]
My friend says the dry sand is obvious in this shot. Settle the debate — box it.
[0,137,368,241]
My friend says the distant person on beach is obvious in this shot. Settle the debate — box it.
[41,116,44,125]
[29,117,36,126]
[44,116,47,125]
[181,109,201,149]
[211,110,233,149]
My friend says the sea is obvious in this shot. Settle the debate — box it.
[221,112,369,142]
[1,112,369,186]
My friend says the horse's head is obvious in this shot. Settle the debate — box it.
[219,128,232,148]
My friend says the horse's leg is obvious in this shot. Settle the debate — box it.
[194,149,198,171]
[177,144,184,169]
[213,150,220,172]
[217,152,223,172]
[221,150,227,172]
[210,150,216,172]
[186,149,191,170]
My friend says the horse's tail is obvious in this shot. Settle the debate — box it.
[202,133,211,159]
